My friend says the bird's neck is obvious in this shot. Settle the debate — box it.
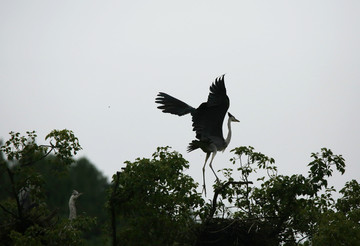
[69,196,77,220]
[225,117,232,148]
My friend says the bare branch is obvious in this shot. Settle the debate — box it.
[110,171,121,246]
[21,145,54,167]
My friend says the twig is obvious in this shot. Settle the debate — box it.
[21,145,54,167]
[209,219,239,233]
[5,165,22,219]
[0,203,18,218]
[208,181,253,219]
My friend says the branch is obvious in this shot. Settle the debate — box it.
[0,203,18,218]
[21,145,54,167]
[296,234,310,245]
[5,165,23,219]
[208,181,253,219]
[110,171,121,246]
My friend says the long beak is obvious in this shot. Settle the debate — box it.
[228,112,240,122]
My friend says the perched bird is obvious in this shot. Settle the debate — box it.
[68,190,82,220]
[18,185,37,212]
[155,75,239,195]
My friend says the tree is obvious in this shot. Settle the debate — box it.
[0,130,95,245]
[106,145,359,246]
[196,146,360,246]
[109,147,204,246]
[2,129,358,245]
[31,156,110,245]
[311,179,360,245]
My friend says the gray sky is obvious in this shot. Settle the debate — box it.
[1,1,359,195]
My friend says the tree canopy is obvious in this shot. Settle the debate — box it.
[0,130,103,245]
[1,130,359,245]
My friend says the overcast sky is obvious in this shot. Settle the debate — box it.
[1,1,359,195]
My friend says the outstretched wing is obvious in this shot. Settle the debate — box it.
[207,74,228,107]
[155,92,194,116]
[192,75,230,142]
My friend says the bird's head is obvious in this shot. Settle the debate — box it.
[71,190,83,199]
[228,112,240,122]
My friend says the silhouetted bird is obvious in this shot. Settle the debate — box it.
[155,75,239,195]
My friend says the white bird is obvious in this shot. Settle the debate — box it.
[68,190,82,220]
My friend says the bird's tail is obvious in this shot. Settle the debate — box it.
[155,92,195,116]
[187,140,201,152]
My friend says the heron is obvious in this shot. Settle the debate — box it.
[69,190,82,220]
[155,75,239,195]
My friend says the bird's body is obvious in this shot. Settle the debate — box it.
[155,75,239,195]
[69,190,82,220]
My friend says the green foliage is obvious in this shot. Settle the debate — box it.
[104,145,358,245]
[2,129,359,246]
[337,179,360,221]
[308,148,345,191]
[1,130,81,166]
[309,179,360,245]
[32,156,110,245]
[45,129,82,165]
[8,216,96,246]
[109,147,204,246]
[312,210,360,246]
[197,146,359,246]
[0,130,95,246]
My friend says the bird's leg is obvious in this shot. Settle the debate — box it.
[209,150,219,182]
[202,153,211,197]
